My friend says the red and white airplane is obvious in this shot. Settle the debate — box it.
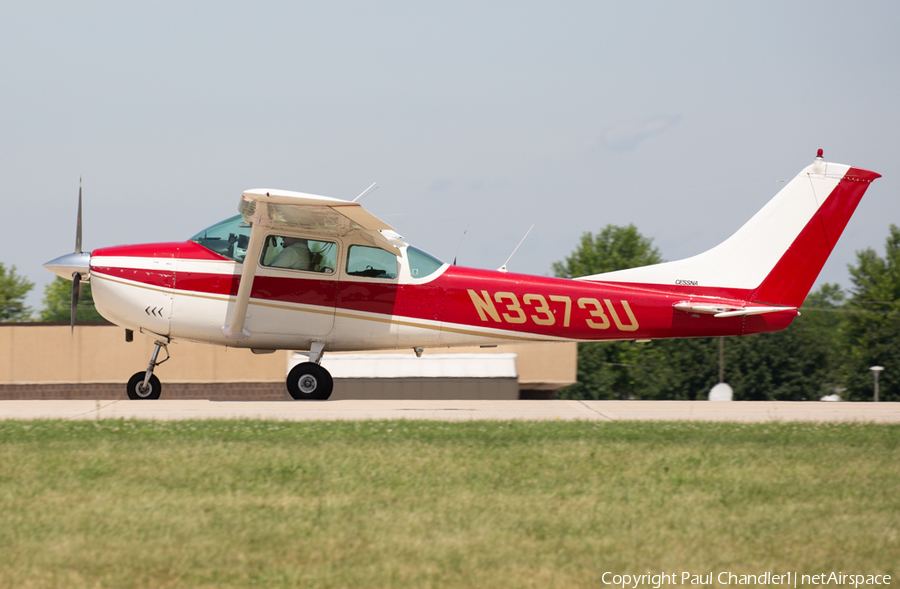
[44,151,880,400]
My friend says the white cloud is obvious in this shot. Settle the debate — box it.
[600,114,682,152]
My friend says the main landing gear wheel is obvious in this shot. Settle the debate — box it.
[127,372,162,400]
[286,362,333,400]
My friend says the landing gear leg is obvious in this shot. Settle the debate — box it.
[127,341,169,400]
[286,342,333,400]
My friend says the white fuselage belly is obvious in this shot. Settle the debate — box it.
[90,262,546,352]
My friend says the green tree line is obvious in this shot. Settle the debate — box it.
[553,224,900,402]
[0,267,103,323]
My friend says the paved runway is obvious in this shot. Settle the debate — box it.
[1,399,899,422]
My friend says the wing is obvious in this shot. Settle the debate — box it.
[238,188,400,255]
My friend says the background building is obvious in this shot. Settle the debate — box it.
[0,323,576,400]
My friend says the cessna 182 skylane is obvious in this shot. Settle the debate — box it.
[44,150,880,400]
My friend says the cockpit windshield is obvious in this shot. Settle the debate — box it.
[189,215,252,262]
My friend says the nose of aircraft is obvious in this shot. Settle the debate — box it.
[43,251,91,281]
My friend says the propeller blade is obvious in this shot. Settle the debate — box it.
[75,177,83,255]
[70,272,82,333]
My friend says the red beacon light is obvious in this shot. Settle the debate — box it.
[816,148,824,159]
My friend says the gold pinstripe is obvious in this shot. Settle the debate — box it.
[92,271,555,342]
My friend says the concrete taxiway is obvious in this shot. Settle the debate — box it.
[1,400,899,422]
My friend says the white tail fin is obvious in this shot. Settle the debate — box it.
[578,154,880,307]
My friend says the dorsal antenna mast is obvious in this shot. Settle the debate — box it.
[453,224,469,266]
[498,224,534,273]
[353,182,379,203]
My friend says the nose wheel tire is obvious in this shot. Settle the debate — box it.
[127,372,162,400]
[287,362,333,400]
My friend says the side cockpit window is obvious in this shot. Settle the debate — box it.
[346,245,398,279]
[189,215,252,262]
[261,235,337,274]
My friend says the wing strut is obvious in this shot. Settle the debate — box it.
[222,223,267,341]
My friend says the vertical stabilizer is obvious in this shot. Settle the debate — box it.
[578,152,880,307]
[749,163,880,306]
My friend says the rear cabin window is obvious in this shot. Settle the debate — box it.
[346,245,398,279]
[407,246,444,278]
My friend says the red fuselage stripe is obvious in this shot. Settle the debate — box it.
[90,259,793,341]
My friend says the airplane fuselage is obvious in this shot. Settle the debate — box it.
[88,239,795,354]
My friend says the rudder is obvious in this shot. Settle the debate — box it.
[751,165,881,306]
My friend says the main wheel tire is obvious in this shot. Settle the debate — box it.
[127,372,162,400]
[286,362,333,400]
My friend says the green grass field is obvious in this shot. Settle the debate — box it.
[0,420,897,588]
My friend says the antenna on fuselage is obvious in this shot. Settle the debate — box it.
[453,224,469,266]
[353,182,379,202]
[498,224,534,273]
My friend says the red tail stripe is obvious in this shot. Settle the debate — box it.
[752,167,880,307]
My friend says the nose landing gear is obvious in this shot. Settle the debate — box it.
[126,341,168,400]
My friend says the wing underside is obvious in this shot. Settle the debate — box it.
[238,189,400,254]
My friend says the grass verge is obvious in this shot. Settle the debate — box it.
[0,420,897,588]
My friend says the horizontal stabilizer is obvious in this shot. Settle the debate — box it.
[674,302,798,318]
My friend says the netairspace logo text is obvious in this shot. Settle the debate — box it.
[601,572,892,588]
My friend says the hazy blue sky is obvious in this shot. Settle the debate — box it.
[3,2,899,312]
